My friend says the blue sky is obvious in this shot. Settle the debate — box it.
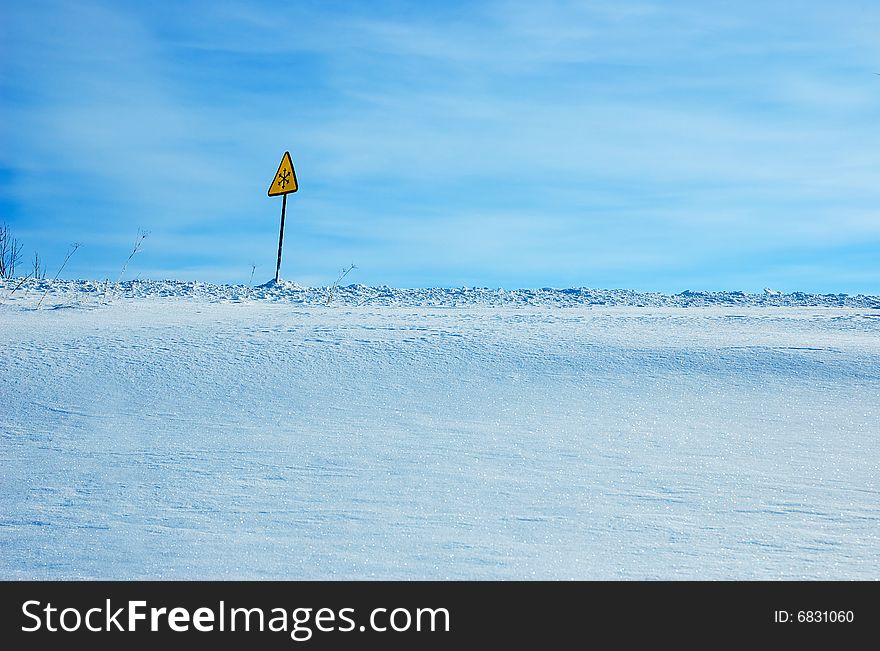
[1,0,879,291]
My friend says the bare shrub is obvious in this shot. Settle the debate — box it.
[326,263,357,306]
[37,243,80,308]
[0,223,23,279]
[103,229,149,303]
[32,252,46,280]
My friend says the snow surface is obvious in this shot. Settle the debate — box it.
[1,279,879,579]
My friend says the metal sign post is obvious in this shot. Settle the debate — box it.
[267,151,298,282]
[275,193,288,283]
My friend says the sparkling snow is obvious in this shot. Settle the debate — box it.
[1,280,878,579]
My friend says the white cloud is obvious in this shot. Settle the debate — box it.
[1,0,879,291]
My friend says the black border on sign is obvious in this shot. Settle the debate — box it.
[267,151,298,196]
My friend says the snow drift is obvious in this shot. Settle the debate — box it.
[1,280,878,579]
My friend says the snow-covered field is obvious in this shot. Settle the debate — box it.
[2,280,878,579]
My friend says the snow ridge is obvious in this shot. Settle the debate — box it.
[2,278,879,308]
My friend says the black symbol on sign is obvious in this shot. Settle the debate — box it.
[277,169,291,189]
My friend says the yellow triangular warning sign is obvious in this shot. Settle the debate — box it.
[268,151,298,196]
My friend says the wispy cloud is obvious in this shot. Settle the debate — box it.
[1,0,879,291]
